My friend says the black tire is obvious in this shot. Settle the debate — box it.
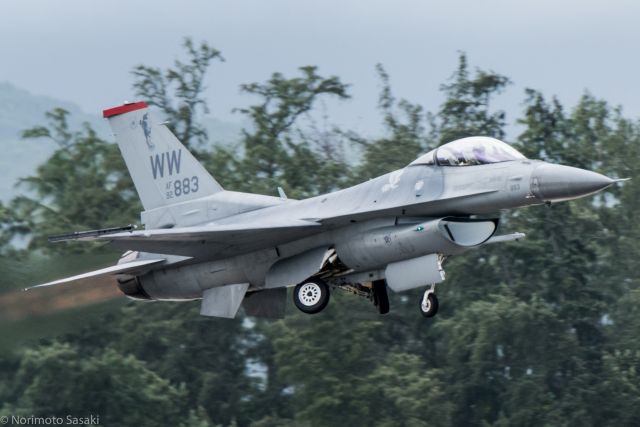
[293,278,330,314]
[419,293,439,318]
[372,280,390,315]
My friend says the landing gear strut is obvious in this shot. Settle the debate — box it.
[372,279,390,314]
[419,284,439,318]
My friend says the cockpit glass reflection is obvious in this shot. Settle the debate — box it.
[411,137,525,167]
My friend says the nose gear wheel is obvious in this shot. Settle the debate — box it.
[419,284,439,318]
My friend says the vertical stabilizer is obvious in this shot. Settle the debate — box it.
[103,102,223,211]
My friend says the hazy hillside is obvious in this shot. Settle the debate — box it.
[0,82,105,201]
[0,82,243,202]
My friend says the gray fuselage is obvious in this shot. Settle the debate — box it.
[135,159,549,300]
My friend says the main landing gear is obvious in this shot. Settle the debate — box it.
[372,279,390,314]
[293,278,330,314]
[292,277,390,315]
[419,284,439,318]
[292,276,438,319]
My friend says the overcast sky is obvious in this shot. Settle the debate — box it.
[1,0,639,137]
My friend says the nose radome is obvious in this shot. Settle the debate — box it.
[531,163,614,202]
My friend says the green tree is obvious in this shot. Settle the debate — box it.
[62,301,254,427]
[4,108,138,254]
[434,52,510,144]
[132,37,225,151]
[349,64,430,180]
[229,66,351,197]
[0,202,14,253]
[432,88,639,425]
[265,296,394,427]
[358,353,453,427]
[0,342,207,426]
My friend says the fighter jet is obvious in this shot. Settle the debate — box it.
[29,101,622,319]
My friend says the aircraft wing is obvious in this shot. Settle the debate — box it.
[76,220,322,259]
[48,191,496,260]
[26,258,165,290]
[315,189,500,227]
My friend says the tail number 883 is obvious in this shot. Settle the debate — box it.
[174,176,199,197]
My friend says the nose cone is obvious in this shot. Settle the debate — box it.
[531,163,614,202]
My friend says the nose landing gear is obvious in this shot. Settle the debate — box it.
[419,284,439,318]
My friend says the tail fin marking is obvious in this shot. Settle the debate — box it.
[103,102,223,211]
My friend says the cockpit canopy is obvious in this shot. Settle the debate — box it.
[411,136,526,167]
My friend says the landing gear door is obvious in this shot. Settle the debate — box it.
[265,246,332,289]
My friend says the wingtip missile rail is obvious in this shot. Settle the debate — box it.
[48,224,138,243]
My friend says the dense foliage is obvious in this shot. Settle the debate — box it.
[0,40,638,426]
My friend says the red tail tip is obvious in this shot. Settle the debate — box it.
[102,101,148,118]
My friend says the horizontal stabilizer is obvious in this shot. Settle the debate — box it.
[26,258,165,290]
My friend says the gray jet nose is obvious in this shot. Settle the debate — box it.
[530,163,614,202]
